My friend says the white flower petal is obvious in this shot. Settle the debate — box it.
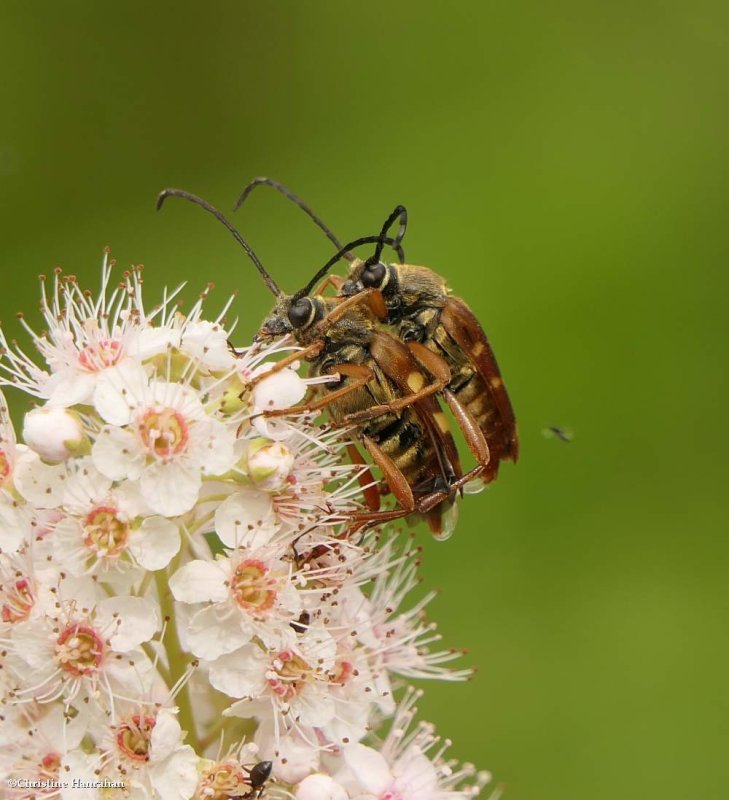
[52,516,88,575]
[292,687,336,728]
[392,746,439,797]
[186,605,251,660]
[215,489,278,548]
[96,596,160,651]
[296,774,348,800]
[341,744,392,796]
[149,709,182,763]
[61,751,103,800]
[181,320,235,371]
[10,619,55,671]
[149,745,200,800]
[92,427,144,481]
[208,646,269,699]
[169,560,228,603]
[13,448,67,508]
[62,461,113,512]
[141,461,201,517]
[0,500,29,551]
[92,360,150,425]
[46,370,96,408]
[128,517,181,570]
[198,420,237,476]
[255,722,320,784]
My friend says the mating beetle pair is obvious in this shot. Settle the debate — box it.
[157,178,517,539]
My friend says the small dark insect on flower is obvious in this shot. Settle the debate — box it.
[542,425,573,443]
[246,760,273,797]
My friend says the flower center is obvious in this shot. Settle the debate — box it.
[83,506,129,557]
[78,338,123,372]
[195,761,251,800]
[380,791,406,800]
[1,577,35,624]
[33,752,62,792]
[0,448,10,485]
[268,649,311,699]
[139,407,190,459]
[116,714,156,762]
[55,624,105,676]
[330,659,354,686]
[231,559,277,614]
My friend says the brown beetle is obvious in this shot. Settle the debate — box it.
[234,179,517,484]
[157,189,489,538]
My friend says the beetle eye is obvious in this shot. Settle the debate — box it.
[287,297,313,328]
[361,262,386,288]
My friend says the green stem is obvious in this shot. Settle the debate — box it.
[154,566,201,752]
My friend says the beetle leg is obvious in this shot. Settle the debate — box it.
[260,363,374,418]
[346,443,381,512]
[314,287,387,325]
[442,389,492,473]
[341,342,451,425]
[315,274,346,295]
[361,435,415,512]
[246,340,324,388]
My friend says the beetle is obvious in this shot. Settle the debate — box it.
[156,188,489,538]
[234,178,517,484]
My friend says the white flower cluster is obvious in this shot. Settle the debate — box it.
[0,256,491,800]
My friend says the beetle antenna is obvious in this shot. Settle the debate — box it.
[366,205,408,266]
[294,233,399,300]
[233,176,352,260]
[156,188,282,297]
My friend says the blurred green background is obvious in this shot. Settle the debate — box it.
[1,2,728,798]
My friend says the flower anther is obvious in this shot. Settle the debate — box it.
[231,559,277,614]
[139,407,190,460]
[55,624,105,676]
[83,505,130,557]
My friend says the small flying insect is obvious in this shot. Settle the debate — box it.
[156,189,489,538]
[234,178,518,484]
[542,425,573,443]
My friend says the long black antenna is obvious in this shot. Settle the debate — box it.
[366,205,408,267]
[156,188,282,297]
[294,234,399,301]
[233,176,350,258]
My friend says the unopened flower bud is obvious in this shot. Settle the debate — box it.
[295,774,348,800]
[251,368,306,413]
[246,438,295,491]
[22,406,88,462]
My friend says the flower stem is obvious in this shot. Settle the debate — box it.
[154,566,201,752]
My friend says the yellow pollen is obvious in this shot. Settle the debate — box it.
[139,407,190,459]
[195,761,250,800]
[268,650,311,699]
[83,506,129,557]
[116,715,156,762]
[56,625,104,676]
[232,560,277,613]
